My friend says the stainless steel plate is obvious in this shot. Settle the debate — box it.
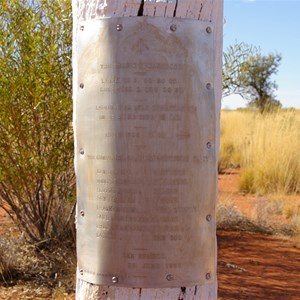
[75,17,216,288]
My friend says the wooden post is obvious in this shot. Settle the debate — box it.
[73,0,223,299]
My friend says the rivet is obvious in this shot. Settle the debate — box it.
[80,269,84,275]
[170,24,177,32]
[206,142,212,149]
[206,26,212,34]
[79,83,84,89]
[206,83,212,90]
[206,214,212,222]
[80,25,84,31]
[112,276,119,284]
[116,24,123,31]
[206,272,211,280]
[79,148,85,155]
[166,274,174,281]
[80,210,85,217]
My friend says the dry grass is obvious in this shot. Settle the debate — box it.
[0,247,13,282]
[217,195,300,236]
[216,194,272,234]
[0,235,76,292]
[219,109,300,195]
[219,109,300,239]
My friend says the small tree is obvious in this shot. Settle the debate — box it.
[0,0,75,246]
[223,42,282,113]
[239,53,282,113]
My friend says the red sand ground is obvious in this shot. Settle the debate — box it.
[218,169,300,300]
[218,230,300,300]
[0,170,299,299]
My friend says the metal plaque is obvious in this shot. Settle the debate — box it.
[75,17,216,288]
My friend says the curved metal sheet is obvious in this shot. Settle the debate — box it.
[75,17,216,288]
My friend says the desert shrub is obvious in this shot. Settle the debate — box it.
[217,201,271,234]
[217,196,299,236]
[0,0,75,246]
[219,110,300,194]
[0,235,76,289]
[0,246,13,282]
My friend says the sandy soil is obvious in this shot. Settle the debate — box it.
[218,169,300,299]
[218,230,300,300]
[0,169,299,299]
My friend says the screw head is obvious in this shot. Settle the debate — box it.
[170,24,177,32]
[206,272,211,280]
[116,24,123,31]
[206,214,212,222]
[80,210,84,217]
[112,276,119,284]
[80,269,84,275]
[79,148,85,155]
[79,83,84,89]
[166,274,174,281]
[206,26,212,34]
[206,83,212,90]
[206,142,212,149]
[80,25,84,31]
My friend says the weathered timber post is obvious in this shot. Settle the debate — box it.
[73,0,223,299]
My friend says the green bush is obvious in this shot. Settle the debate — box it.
[0,0,75,246]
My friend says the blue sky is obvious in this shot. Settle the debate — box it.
[222,0,300,109]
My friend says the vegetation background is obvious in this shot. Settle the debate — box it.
[219,109,300,195]
[218,109,300,240]
[0,0,75,245]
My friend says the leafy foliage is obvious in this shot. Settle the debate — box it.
[223,42,282,113]
[223,42,259,98]
[239,53,282,113]
[0,0,75,246]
